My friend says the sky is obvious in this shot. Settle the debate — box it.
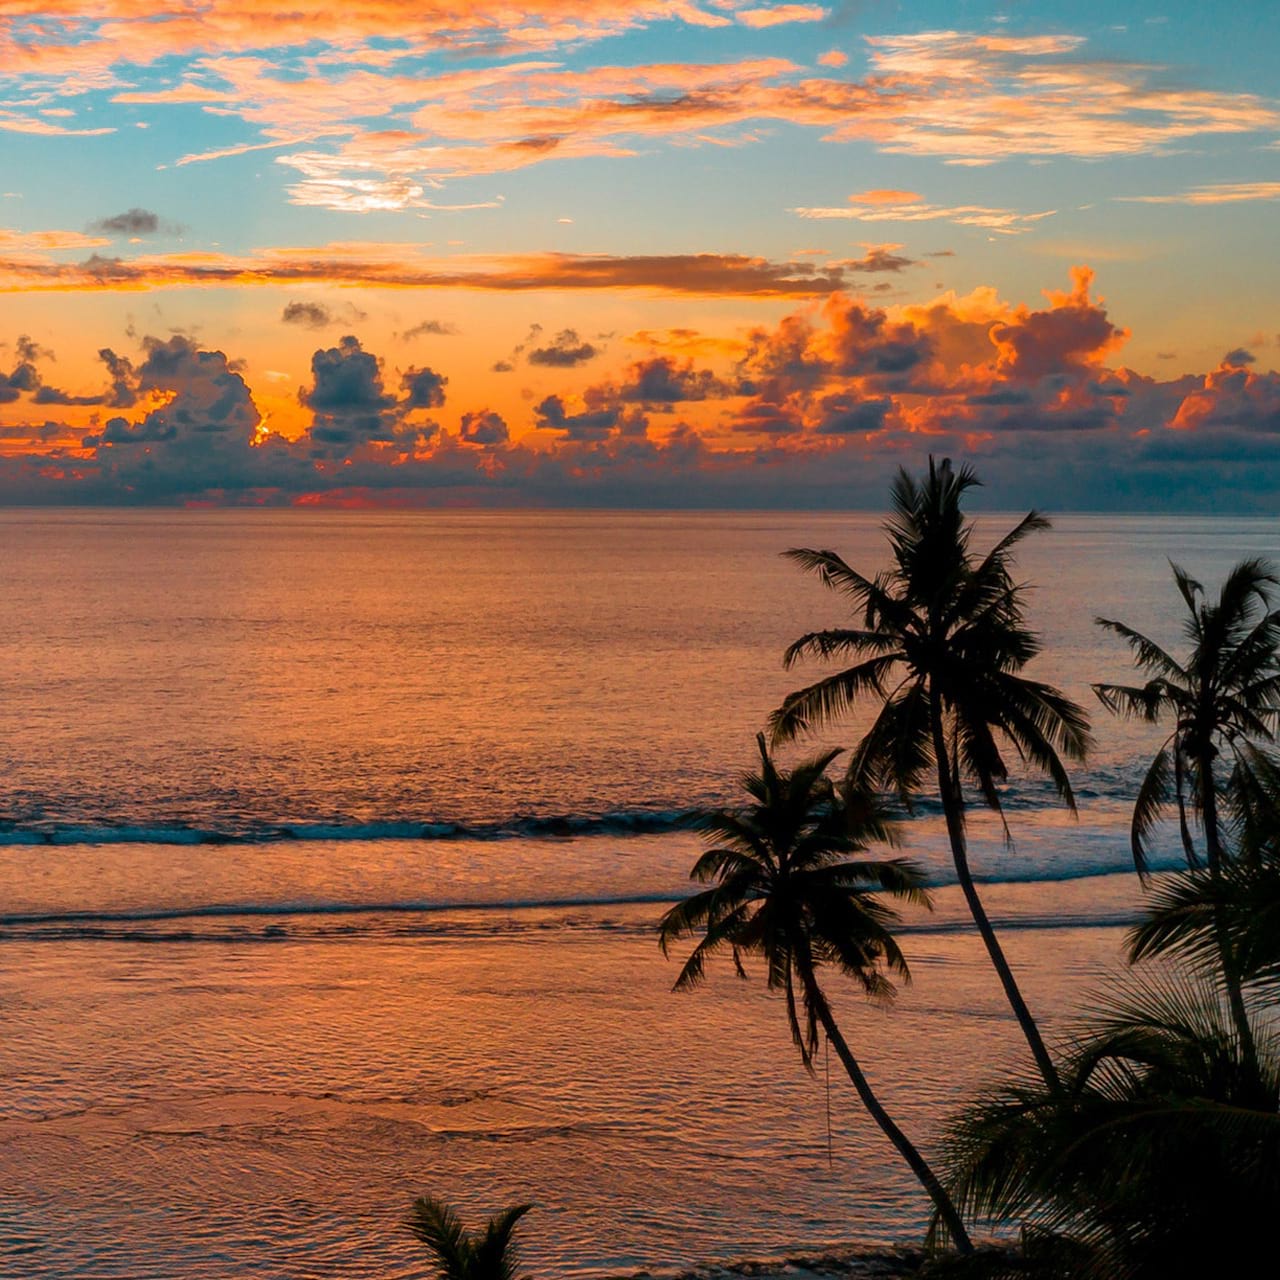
[1,0,1277,509]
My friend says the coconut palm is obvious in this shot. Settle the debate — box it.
[1093,558,1280,875]
[771,458,1091,1090]
[937,974,1280,1278]
[406,1196,532,1280]
[1094,558,1280,1072]
[659,733,973,1252]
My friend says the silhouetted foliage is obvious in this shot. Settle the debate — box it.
[773,457,1091,1089]
[937,975,1280,1278]
[659,733,973,1252]
[407,1196,532,1280]
[1094,557,1280,875]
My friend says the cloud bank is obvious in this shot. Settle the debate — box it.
[1,269,1278,510]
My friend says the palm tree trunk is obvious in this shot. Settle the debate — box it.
[813,999,973,1254]
[930,695,1061,1092]
[1198,751,1260,1085]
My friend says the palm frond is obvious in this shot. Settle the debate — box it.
[939,974,1280,1278]
[782,628,901,669]
[407,1197,474,1280]
[1128,742,1173,877]
[1094,618,1187,683]
[472,1205,533,1280]
[769,654,899,743]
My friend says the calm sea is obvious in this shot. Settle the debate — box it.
[1,510,1276,1278]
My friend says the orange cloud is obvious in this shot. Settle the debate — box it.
[1119,181,1280,205]
[737,5,827,28]
[0,242,852,296]
[793,192,1056,234]
[9,14,1274,213]
[849,189,923,204]
[4,269,1280,508]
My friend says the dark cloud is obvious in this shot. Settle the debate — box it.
[299,335,398,450]
[527,328,599,367]
[282,301,333,329]
[619,356,732,403]
[75,334,269,500]
[0,335,42,403]
[282,300,368,329]
[400,319,459,340]
[401,365,448,410]
[534,394,620,439]
[459,409,509,445]
[88,208,177,236]
[842,247,916,273]
[814,394,893,435]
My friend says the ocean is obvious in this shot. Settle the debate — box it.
[1,509,1275,1278]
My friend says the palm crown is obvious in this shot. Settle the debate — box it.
[406,1196,532,1280]
[771,459,1091,823]
[659,733,973,1251]
[1094,558,1280,874]
[659,733,927,1061]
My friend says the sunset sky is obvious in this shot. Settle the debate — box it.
[1,1,1277,508]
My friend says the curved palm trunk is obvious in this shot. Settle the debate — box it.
[1198,751,1261,1085]
[930,695,1061,1092]
[812,999,973,1254]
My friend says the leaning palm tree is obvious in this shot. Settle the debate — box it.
[1094,558,1280,1072]
[938,974,1280,1278]
[771,458,1091,1090]
[659,733,973,1252]
[406,1196,532,1280]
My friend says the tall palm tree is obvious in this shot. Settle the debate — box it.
[771,458,1091,1091]
[1093,558,1280,1071]
[406,1196,532,1280]
[659,733,973,1253]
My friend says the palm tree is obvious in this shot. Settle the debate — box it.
[658,733,973,1252]
[1127,744,1280,999]
[937,975,1280,1278]
[1093,558,1280,1072]
[406,1196,532,1280]
[1093,558,1280,875]
[771,458,1091,1091]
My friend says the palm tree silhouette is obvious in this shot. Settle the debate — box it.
[406,1196,532,1280]
[771,458,1091,1090]
[1094,558,1280,874]
[659,733,973,1252]
[938,974,1280,1278]
[1094,558,1280,1072]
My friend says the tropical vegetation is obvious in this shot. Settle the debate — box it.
[419,462,1280,1278]
[658,732,974,1252]
[1094,558,1280,1080]
[770,457,1092,1090]
[406,1195,532,1280]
